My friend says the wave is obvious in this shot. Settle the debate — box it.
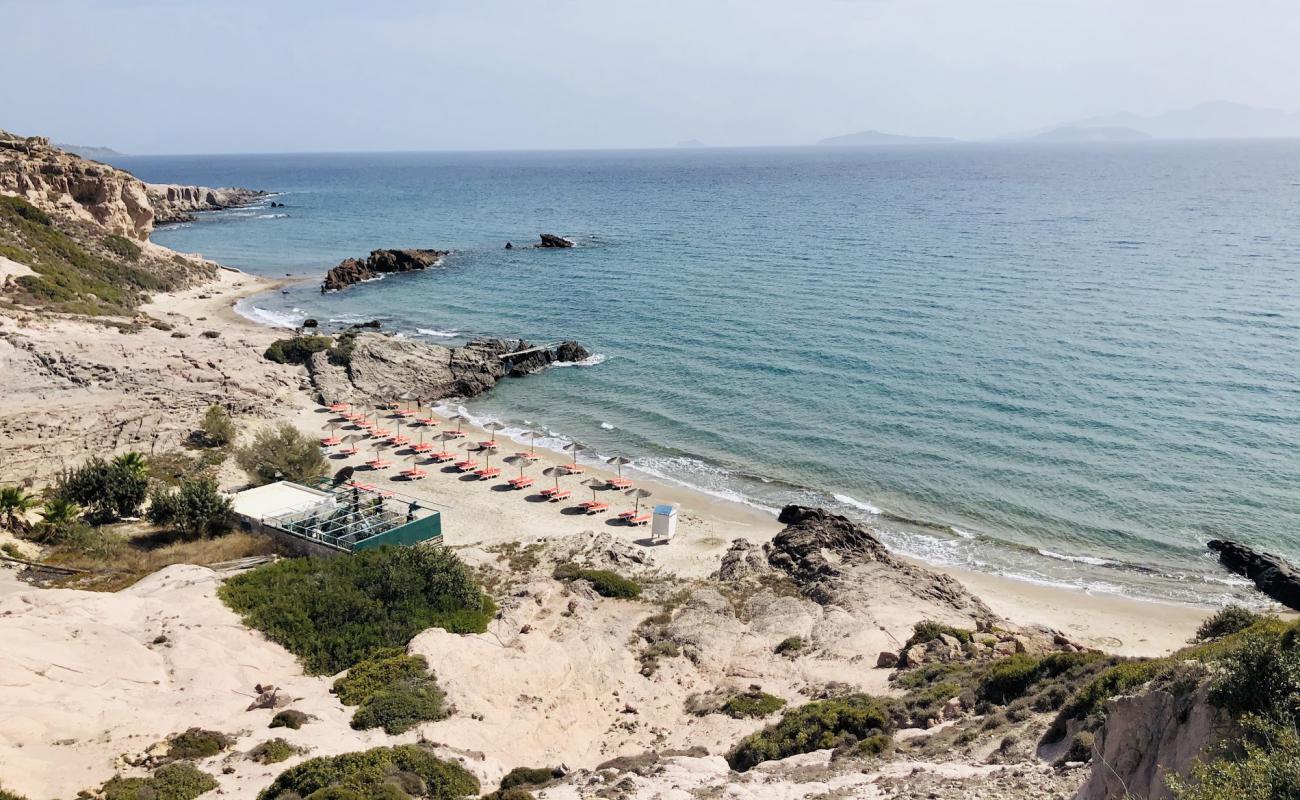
[1037,549,1115,567]
[256,213,289,219]
[832,492,882,516]
[600,422,616,430]
[234,301,303,329]
[417,328,459,338]
[550,353,607,368]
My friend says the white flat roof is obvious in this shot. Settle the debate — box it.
[231,481,334,520]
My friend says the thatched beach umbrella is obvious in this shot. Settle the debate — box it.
[625,487,653,516]
[396,390,418,416]
[449,414,469,434]
[580,477,608,504]
[564,442,588,471]
[542,465,567,493]
[340,433,363,456]
[503,454,531,481]
[606,455,632,477]
[481,421,506,446]
[516,429,544,460]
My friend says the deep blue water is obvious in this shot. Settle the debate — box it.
[116,143,1300,605]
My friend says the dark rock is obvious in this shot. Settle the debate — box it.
[504,242,514,249]
[1207,539,1300,610]
[537,233,574,248]
[321,248,449,292]
[876,651,899,668]
[555,340,590,362]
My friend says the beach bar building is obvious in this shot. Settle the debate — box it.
[230,480,443,556]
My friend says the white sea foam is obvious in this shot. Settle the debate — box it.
[600,422,616,430]
[549,353,607,368]
[417,328,459,338]
[256,213,289,219]
[951,526,976,539]
[234,301,303,329]
[832,493,882,515]
[1037,549,1115,567]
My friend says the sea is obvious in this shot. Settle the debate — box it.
[111,141,1300,607]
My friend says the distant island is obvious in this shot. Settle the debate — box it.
[1031,101,1300,141]
[1033,126,1151,143]
[817,129,956,147]
[53,143,123,160]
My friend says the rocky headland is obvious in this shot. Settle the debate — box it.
[146,183,268,224]
[1207,539,1300,610]
[321,248,450,292]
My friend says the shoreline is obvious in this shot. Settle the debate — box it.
[209,276,1222,657]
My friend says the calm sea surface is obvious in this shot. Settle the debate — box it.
[115,142,1300,606]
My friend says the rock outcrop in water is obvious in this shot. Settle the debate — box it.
[1207,539,1300,610]
[321,248,449,292]
[146,183,267,224]
[537,233,575,248]
[304,331,590,403]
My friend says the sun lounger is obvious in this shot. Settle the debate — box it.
[455,460,480,471]
[320,436,342,447]
[515,452,542,461]
[562,464,586,475]
[626,514,651,526]
[415,417,439,426]
[509,477,535,489]
[412,442,434,453]
[539,486,559,497]
[444,430,467,438]
[475,467,502,480]
[401,468,428,480]
[366,459,392,470]
[370,428,392,439]
[479,440,499,449]
[329,402,349,413]
[429,451,454,462]
[339,446,359,456]
[584,502,610,515]
[606,477,633,489]
[549,490,572,502]
[388,435,411,446]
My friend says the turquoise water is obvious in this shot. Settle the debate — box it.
[119,143,1300,605]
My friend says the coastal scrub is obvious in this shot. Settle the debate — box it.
[552,563,642,598]
[333,649,447,734]
[98,763,218,800]
[258,745,479,800]
[727,694,893,771]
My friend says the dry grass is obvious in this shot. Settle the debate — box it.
[45,530,280,592]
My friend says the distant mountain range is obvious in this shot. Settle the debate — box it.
[1031,126,1151,143]
[1040,102,1300,141]
[55,143,123,160]
[816,129,956,147]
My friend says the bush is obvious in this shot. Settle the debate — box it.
[270,709,310,730]
[1196,605,1263,642]
[1064,730,1096,763]
[54,454,149,521]
[147,478,233,538]
[853,732,892,757]
[1208,626,1300,722]
[334,649,447,734]
[1168,716,1300,800]
[721,691,787,719]
[166,728,233,760]
[774,636,804,656]
[194,404,235,448]
[499,768,555,791]
[258,745,479,800]
[265,336,333,365]
[978,655,1045,705]
[552,563,642,598]
[104,234,142,262]
[727,694,893,771]
[100,763,218,800]
[0,786,29,800]
[901,621,972,660]
[250,738,300,765]
[236,424,329,486]
[220,546,495,675]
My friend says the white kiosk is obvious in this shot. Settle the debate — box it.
[651,503,679,543]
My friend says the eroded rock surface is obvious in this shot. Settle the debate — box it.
[1207,539,1300,610]
[320,248,449,292]
[146,183,267,224]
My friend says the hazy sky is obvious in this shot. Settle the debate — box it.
[5,0,1299,153]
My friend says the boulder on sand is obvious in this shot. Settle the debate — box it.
[1207,539,1300,610]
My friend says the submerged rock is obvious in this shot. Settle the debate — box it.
[537,233,575,248]
[321,248,449,292]
[1207,539,1300,610]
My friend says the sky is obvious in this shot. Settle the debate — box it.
[4,0,1299,154]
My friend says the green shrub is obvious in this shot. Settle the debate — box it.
[1064,730,1096,763]
[195,404,235,448]
[104,234,142,262]
[166,728,232,760]
[220,546,494,675]
[270,709,310,730]
[250,738,300,765]
[552,563,642,598]
[1168,716,1300,800]
[774,636,804,656]
[55,454,149,521]
[236,424,329,486]
[1208,626,1300,722]
[1196,606,1263,642]
[147,478,233,538]
[265,336,333,365]
[727,694,893,771]
[721,691,787,719]
[100,763,218,800]
[333,650,447,734]
[258,745,479,800]
[901,621,972,661]
[978,655,1045,705]
[853,732,892,757]
[0,786,29,800]
[498,767,555,791]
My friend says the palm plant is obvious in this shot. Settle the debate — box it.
[112,451,149,480]
[36,497,83,542]
[0,486,38,532]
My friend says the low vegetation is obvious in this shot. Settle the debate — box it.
[264,335,334,365]
[333,649,447,734]
[42,528,277,592]
[727,694,893,771]
[249,738,300,765]
[219,546,495,674]
[720,690,787,719]
[258,745,479,800]
[0,785,29,800]
[498,768,555,791]
[192,404,235,449]
[774,636,804,656]
[163,728,233,761]
[552,563,642,598]
[1194,605,1261,642]
[904,620,973,649]
[146,478,234,539]
[98,763,217,800]
[54,453,149,523]
[270,709,310,730]
[236,423,330,486]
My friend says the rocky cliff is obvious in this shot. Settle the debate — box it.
[304,330,590,403]
[321,248,450,292]
[146,183,267,224]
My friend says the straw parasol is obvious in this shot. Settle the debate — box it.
[564,442,588,471]
[542,465,567,493]
[449,413,469,434]
[503,454,531,481]
[341,433,364,456]
[580,477,608,504]
[625,487,653,516]
[516,429,544,460]
[606,455,632,477]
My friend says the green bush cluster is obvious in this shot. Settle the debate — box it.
[270,709,310,730]
[498,767,555,791]
[258,745,479,800]
[774,636,804,656]
[899,621,973,665]
[165,728,233,760]
[552,563,642,598]
[1196,605,1263,642]
[235,424,330,486]
[0,195,180,315]
[975,651,1102,705]
[726,694,893,771]
[264,336,334,365]
[147,478,234,538]
[249,738,300,765]
[333,649,447,734]
[720,691,787,719]
[219,546,495,675]
[54,453,149,522]
[99,763,218,800]
[193,405,236,448]
[1169,716,1300,800]
[0,785,29,800]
